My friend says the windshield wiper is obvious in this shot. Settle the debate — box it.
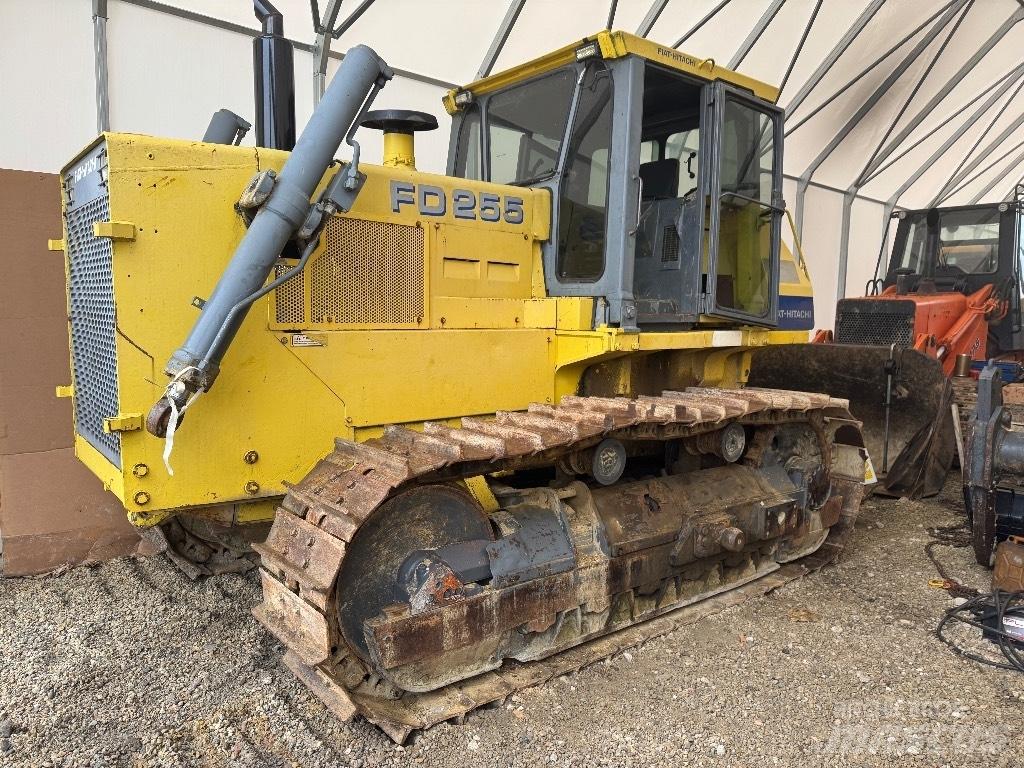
[510,172,556,187]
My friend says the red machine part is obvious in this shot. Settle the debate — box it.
[900,284,1005,374]
[816,284,1007,375]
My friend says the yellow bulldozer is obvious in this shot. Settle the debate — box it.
[55,25,873,740]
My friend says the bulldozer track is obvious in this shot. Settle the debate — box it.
[253,387,866,742]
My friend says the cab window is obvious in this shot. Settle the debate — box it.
[713,98,777,318]
[486,70,576,186]
[454,105,482,181]
[900,208,1002,275]
[557,62,613,281]
[665,130,699,197]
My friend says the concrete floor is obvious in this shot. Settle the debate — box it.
[1,475,1022,768]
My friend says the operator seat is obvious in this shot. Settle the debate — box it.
[635,159,682,264]
[639,158,680,200]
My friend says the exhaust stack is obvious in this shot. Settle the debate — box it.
[253,0,296,150]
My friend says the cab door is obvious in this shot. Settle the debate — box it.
[702,83,784,326]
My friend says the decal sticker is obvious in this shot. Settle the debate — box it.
[391,181,524,224]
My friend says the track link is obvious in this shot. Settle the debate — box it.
[253,387,867,742]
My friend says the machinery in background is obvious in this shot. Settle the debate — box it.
[55,11,872,740]
[752,200,1024,498]
[964,363,1024,565]
[851,202,1022,373]
[939,361,1024,678]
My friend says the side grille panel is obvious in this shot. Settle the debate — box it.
[274,263,306,325]
[834,300,915,348]
[661,225,679,262]
[64,162,121,467]
[274,217,425,327]
[311,217,424,325]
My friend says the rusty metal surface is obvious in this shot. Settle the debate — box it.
[749,344,952,498]
[253,387,865,741]
[351,560,801,741]
[252,569,332,667]
[992,537,1024,592]
[282,651,358,722]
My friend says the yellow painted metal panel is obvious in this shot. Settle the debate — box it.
[556,298,595,331]
[60,130,815,531]
[93,220,137,240]
[103,414,143,433]
[445,30,779,110]
[92,134,349,522]
[612,33,780,103]
[75,435,124,499]
[287,329,557,428]
[524,299,557,329]
[430,297,531,329]
[433,224,532,300]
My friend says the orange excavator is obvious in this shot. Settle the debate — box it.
[751,200,1023,497]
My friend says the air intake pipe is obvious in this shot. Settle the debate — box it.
[147,44,393,438]
[253,0,296,150]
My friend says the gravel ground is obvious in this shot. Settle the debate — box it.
[2,476,1023,768]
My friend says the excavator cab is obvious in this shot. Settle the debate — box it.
[447,44,784,330]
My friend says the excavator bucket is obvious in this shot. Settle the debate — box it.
[749,344,954,498]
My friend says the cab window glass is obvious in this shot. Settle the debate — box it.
[557,63,613,281]
[487,70,575,186]
[897,208,1002,275]
[640,140,657,164]
[938,209,1000,274]
[665,130,699,196]
[453,105,482,180]
[714,99,776,317]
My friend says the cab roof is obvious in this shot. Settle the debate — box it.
[443,30,779,114]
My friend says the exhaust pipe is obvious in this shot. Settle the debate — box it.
[253,0,296,151]
[203,109,251,145]
[148,44,392,438]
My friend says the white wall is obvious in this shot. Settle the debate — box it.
[1,0,97,174]
[0,0,454,175]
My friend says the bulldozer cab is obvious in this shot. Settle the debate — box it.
[447,35,784,330]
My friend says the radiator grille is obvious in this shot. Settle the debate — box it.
[65,186,121,466]
[835,305,914,347]
[661,225,680,262]
[273,262,305,325]
[308,217,424,325]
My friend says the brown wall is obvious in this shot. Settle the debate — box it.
[0,168,145,575]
